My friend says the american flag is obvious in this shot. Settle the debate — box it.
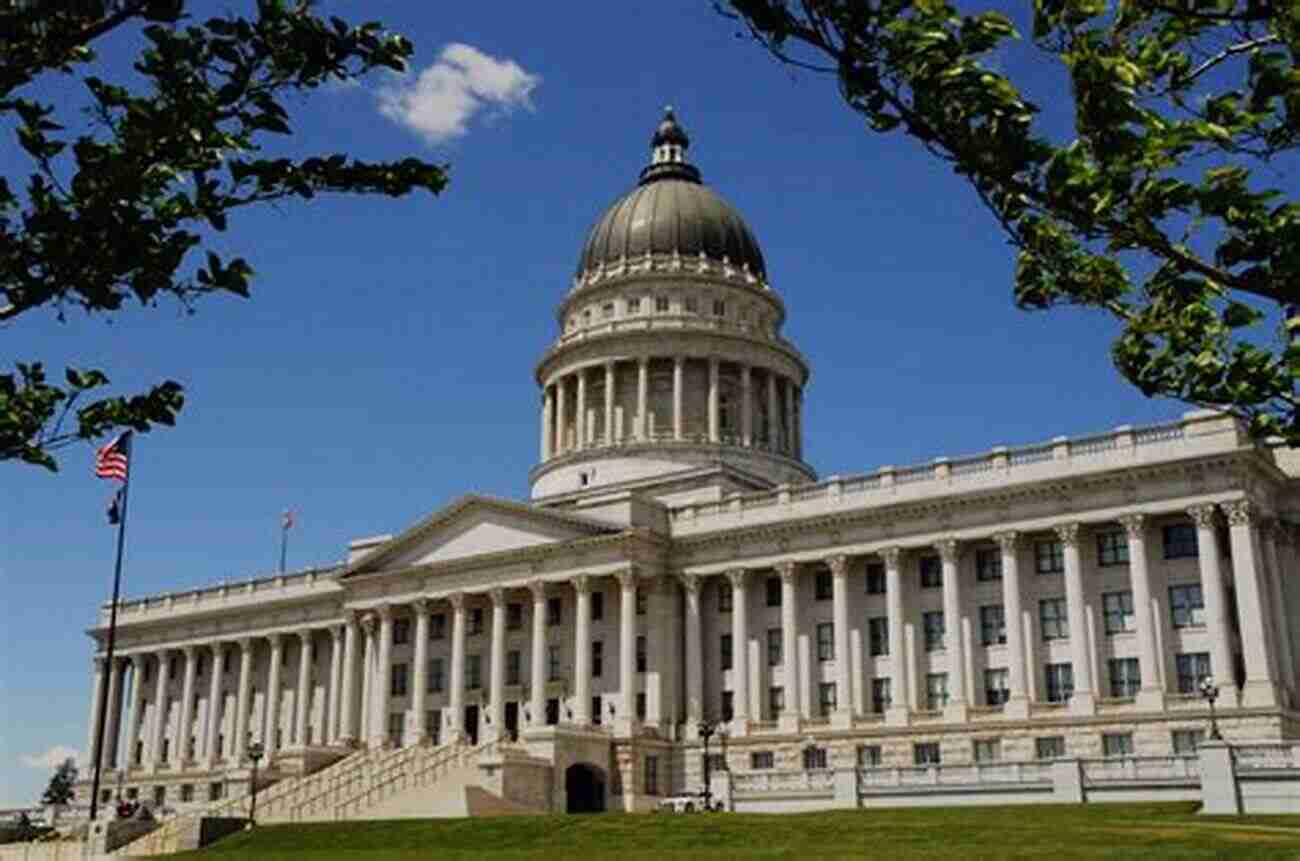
[94,432,131,482]
[282,509,295,531]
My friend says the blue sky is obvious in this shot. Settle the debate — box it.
[1,1,1190,805]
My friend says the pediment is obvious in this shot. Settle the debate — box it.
[344,494,616,575]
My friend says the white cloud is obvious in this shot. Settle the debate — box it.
[19,746,81,770]
[377,43,539,145]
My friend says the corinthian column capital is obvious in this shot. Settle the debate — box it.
[936,538,960,564]
[825,554,849,577]
[1186,503,1219,529]
[1054,523,1081,547]
[1118,513,1147,538]
[993,531,1019,554]
[1222,498,1256,527]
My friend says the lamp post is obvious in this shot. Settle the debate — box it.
[246,742,264,827]
[698,720,716,811]
[1199,676,1223,741]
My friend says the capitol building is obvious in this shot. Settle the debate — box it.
[79,111,1300,824]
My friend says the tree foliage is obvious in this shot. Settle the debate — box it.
[41,757,77,805]
[1,1,447,469]
[726,0,1300,442]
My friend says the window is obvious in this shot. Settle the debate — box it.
[636,692,647,721]
[469,608,485,636]
[712,299,726,317]
[1103,591,1135,634]
[1175,652,1212,693]
[976,547,1002,581]
[857,745,883,767]
[815,570,833,601]
[980,605,1006,645]
[388,712,404,747]
[506,650,521,686]
[506,603,523,631]
[1036,736,1066,760]
[973,739,1001,763]
[819,682,837,716]
[547,645,562,682]
[767,628,782,666]
[392,619,411,645]
[545,698,560,726]
[815,622,835,661]
[628,297,642,314]
[466,655,482,690]
[766,576,782,607]
[868,617,889,656]
[803,746,828,769]
[426,713,439,747]
[718,581,733,612]
[1172,729,1205,754]
[720,634,733,671]
[1040,598,1069,640]
[872,678,892,714]
[601,302,614,319]
[591,591,604,621]
[547,597,563,626]
[767,687,784,721]
[721,690,734,722]
[1045,663,1074,703]
[430,614,447,640]
[170,656,179,678]
[222,651,231,674]
[1097,531,1129,566]
[154,786,165,806]
[1108,657,1141,698]
[591,641,603,678]
[866,563,887,595]
[684,296,698,313]
[644,755,659,795]
[208,782,224,802]
[985,668,1010,706]
[913,743,941,766]
[655,296,669,313]
[390,662,408,697]
[919,555,943,588]
[1163,523,1199,559]
[923,611,945,651]
[1169,584,1205,628]
[926,673,949,710]
[636,636,647,673]
[592,695,603,725]
[1102,733,1134,757]
[1035,539,1064,574]
[751,751,776,770]
[428,658,444,693]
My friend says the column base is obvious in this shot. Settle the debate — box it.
[943,702,969,724]
[1135,688,1167,711]
[1241,680,1279,708]
[1069,691,1096,717]
[885,706,910,728]
[779,712,802,734]
[1004,697,1031,720]
[830,709,853,730]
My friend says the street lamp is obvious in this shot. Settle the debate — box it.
[1199,676,1223,741]
[246,742,265,827]
[698,720,717,811]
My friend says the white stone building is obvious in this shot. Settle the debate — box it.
[79,111,1300,819]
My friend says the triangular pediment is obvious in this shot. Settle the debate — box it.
[344,494,616,576]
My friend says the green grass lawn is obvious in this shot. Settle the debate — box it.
[171,802,1300,860]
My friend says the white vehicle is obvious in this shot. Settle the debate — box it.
[655,794,725,813]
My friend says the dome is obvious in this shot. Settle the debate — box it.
[575,110,767,279]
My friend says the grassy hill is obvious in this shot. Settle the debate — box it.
[171,802,1300,859]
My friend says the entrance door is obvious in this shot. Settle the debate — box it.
[504,701,519,741]
[464,705,479,745]
[565,764,606,813]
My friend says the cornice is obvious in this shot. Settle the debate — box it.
[559,268,788,323]
[528,438,817,486]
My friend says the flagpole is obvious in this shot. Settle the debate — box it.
[279,520,288,574]
[89,435,132,822]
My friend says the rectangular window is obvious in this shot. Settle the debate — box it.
[1108,657,1141,698]
[1040,598,1069,640]
[857,745,883,767]
[866,563,887,595]
[1035,736,1066,760]
[208,782,223,802]
[1097,531,1129,566]
[721,690,734,722]
[1035,539,1064,574]
[767,628,782,666]
[1169,584,1205,628]
[592,641,603,678]
[628,297,642,314]
[655,296,669,313]
[1163,523,1199,559]
[751,751,776,770]
[919,555,943,589]
[984,668,1010,706]
[179,784,194,803]
[592,695,603,725]
[590,590,604,621]
[545,698,559,726]
[975,547,1002,581]
[506,650,521,686]
[868,617,889,656]
[816,622,835,661]
[636,636,647,673]
[872,678,892,714]
[428,658,444,693]
[547,645,561,682]
[814,570,833,601]
[428,717,440,747]
[506,603,523,631]
[1172,729,1205,754]
[767,686,784,721]
[466,655,482,690]
[913,743,941,766]
[713,299,726,317]
[636,692,646,721]
[980,604,1006,645]
[1103,591,1135,634]
[644,755,659,795]
[636,589,647,616]
[390,662,408,697]
[923,611,945,651]
[720,634,733,671]
[685,296,698,313]
[388,712,404,747]
[469,608,485,636]
[1045,662,1074,703]
[803,746,828,770]
[430,614,447,640]
[547,597,563,627]
[766,576,782,607]
[973,739,1001,763]
[1102,733,1134,757]
[1175,652,1212,693]
[925,673,949,710]
[392,619,411,645]
[718,581,733,612]
[818,682,837,716]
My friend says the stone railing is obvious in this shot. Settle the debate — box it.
[858,761,1053,790]
[668,411,1247,535]
[1079,755,1199,784]
[1232,742,1300,771]
[732,769,834,795]
[331,739,500,821]
[98,565,342,627]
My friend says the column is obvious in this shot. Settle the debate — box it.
[375,607,396,746]
[339,614,361,746]
[488,588,507,736]
[766,372,780,451]
[938,539,968,720]
[1117,514,1165,709]
[294,631,313,747]
[575,368,587,448]
[448,593,466,743]
[604,361,615,445]
[1223,500,1279,707]
[707,357,720,442]
[540,386,553,461]
[782,377,794,456]
[648,575,672,728]
[528,581,547,728]
[86,657,107,775]
[1261,522,1298,705]
[572,576,592,726]
[793,386,803,459]
[204,645,223,766]
[148,649,171,770]
[672,357,684,440]
[327,626,344,744]
[883,548,910,725]
[104,657,125,769]
[637,358,649,439]
[828,555,852,726]
[728,569,750,731]
[556,376,568,454]
[618,569,639,730]
[1188,504,1238,705]
[1056,523,1096,715]
[359,614,376,745]
[682,574,703,735]
[776,563,801,730]
[265,634,283,757]
[124,655,146,770]
[177,646,197,764]
[995,533,1030,718]
[740,365,753,446]
[233,638,254,764]
[411,600,430,745]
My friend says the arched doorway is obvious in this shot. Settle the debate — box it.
[565,763,606,813]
